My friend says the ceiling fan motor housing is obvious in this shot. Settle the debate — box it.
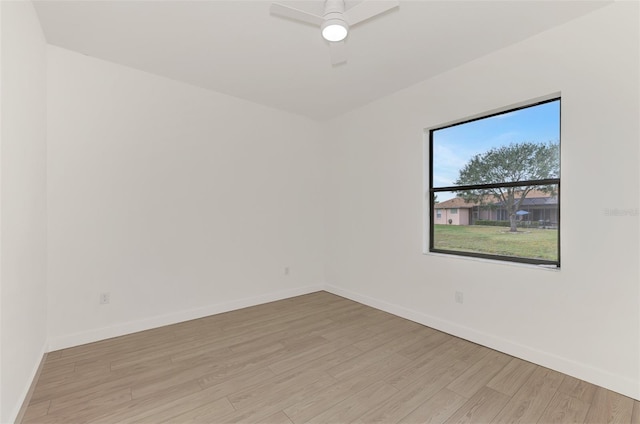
[323,0,346,16]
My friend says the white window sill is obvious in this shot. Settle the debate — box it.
[423,251,560,271]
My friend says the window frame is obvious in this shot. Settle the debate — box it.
[428,97,561,267]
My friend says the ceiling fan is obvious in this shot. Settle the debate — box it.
[270,0,400,66]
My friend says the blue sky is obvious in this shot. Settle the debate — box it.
[431,100,560,201]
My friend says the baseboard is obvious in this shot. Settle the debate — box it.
[48,284,324,351]
[325,284,640,401]
[11,344,47,424]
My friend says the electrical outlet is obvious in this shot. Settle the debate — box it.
[284,267,290,276]
[455,291,464,304]
[99,292,110,305]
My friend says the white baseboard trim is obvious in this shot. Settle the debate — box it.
[11,342,47,424]
[48,285,324,351]
[325,284,640,401]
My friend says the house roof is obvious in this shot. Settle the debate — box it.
[434,197,475,209]
[435,189,558,209]
[505,196,558,207]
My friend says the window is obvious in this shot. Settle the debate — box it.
[436,210,442,218]
[428,98,560,267]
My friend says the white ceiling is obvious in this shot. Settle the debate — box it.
[34,0,610,121]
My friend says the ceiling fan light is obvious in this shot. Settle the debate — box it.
[321,19,348,42]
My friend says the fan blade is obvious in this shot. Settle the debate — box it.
[270,3,324,26]
[329,41,348,65]
[344,0,399,26]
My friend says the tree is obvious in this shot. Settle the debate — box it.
[455,142,559,232]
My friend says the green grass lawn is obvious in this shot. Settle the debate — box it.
[433,224,558,261]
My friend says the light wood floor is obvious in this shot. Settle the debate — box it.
[22,291,639,424]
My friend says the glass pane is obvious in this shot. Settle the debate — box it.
[432,99,560,189]
[432,184,559,262]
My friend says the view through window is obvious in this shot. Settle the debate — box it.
[429,98,560,266]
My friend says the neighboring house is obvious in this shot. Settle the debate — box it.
[434,197,473,225]
[434,190,558,226]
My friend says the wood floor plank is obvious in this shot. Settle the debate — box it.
[486,357,537,396]
[54,329,178,364]
[46,350,62,360]
[263,411,295,424]
[354,362,470,424]
[269,344,363,375]
[227,368,333,411]
[157,396,235,423]
[172,338,282,370]
[370,347,474,422]
[282,376,376,424]
[167,317,315,364]
[227,318,334,354]
[284,378,375,423]
[136,343,284,398]
[386,339,472,391]
[318,308,375,327]
[328,350,412,382]
[351,320,425,352]
[196,365,276,398]
[29,388,133,424]
[444,338,489,363]
[47,387,132,414]
[111,370,265,424]
[21,400,50,423]
[218,372,337,423]
[111,342,231,372]
[584,387,634,424]
[326,330,418,381]
[318,318,377,341]
[20,291,639,424]
[73,358,111,375]
[37,362,76,382]
[86,381,203,424]
[283,353,411,424]
[442,386,510,424]
[30,355,176,405]
[558,374,598,404]
[129,359,230,399]
[491,366,565,424]
[633,401,640,424]
[538,390,591,423]
[398,330,451,361]
[174,298,351,357]
[267,337,341,374]
[397,388,467,424]
[447,349,511,398]
[305,380,399,424]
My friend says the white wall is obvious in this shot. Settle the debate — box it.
[46,46,326,349]
[0,1,48,422]
[324,2,639,399]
